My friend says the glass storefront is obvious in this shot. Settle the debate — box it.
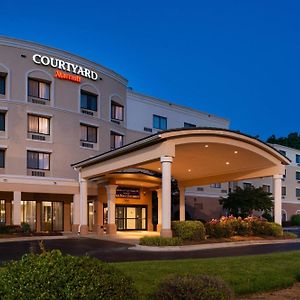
[0,200,5,224]
[41,201,63,231]
[88,201,94,231]
[115,206,147,230]
[21,201,36,230]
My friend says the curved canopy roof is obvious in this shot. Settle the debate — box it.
[73,128,289,187]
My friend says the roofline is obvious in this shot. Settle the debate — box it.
[72,127,290,169]
[127,89,230,125]
[0,35,128,86]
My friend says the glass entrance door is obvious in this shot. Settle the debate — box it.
[41,201,63,231]
[115,206,147,230]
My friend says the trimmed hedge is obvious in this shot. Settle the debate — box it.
[172,221,206,241]
[140,236,183,246]
[0,225,22,234]
[0,250,137,299]
[154,274,234,300]
[291,214,300,226]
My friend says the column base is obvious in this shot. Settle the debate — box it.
[72,224,79,233]
[160,229,173,238]
[106,223,117,235]
[80,225,89,235]
[157,224,162,232]
[96,225,104,236]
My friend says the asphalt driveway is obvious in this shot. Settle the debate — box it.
[1,237,300,264]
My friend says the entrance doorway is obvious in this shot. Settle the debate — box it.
[115,206,147,230]
[41,201,63,231]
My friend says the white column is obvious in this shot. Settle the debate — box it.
[106,185,118,234]
[160,156,173,237]
[179,186,185,221]
[72,194,80,233]
[79,178,88,235]
[13,191,21,226]
[156,189,162,232]
[273,174,283,225]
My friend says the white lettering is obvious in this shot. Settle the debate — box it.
[91,71,98,80]
[41,56,50,66]
[32,54,41,64]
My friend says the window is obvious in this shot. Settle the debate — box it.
[28,79,50,100]
[0,112,5,131]
[296,188,300,198]
[279,150,286,156]
[153,115,167,130]
[28,115,50,135]
[111,131,123,149]
[111,102,124,121]
[282,186,286,196]
[296,154,300,164]
[80,124,97,143]
[262,185,271,193]
[184,122,196,128]
[80,90,97,112]
[0,200,5,224]
[210,183,221,188]
[27,151,50,170]
[0,149,5,168]
[243,182,251,189]
[0,74,6,95]
[296,172,300,181]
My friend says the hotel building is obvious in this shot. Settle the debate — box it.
[0,36,233,234]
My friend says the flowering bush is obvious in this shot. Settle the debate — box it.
[205,216,283,238]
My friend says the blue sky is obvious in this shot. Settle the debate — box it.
[2,0,300,140]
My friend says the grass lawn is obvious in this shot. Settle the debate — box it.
[113,251,300,299]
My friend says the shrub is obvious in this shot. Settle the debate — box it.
[247,219,283,237]
[291,214,300,226]
[21,222,31,234]
[140,236,182,246]
[0,225,22,234]
[172,221,206,240]
[154,274,234,300]
[283,231,298,238]
[0,250,137,299]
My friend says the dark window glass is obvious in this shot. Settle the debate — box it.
[111,102,124,121]
[282,186,286,196]
[28,115,50,135]
[153,115,167,130]
[279,150,286,156]
[28,79,50,100]
[296,188,300,198]
[296,172,300,180]
[0,149,5,168]
[243,182,251,189]
[262,185,271,193]
[0,75,6,95]
[184,122,196,128]
[210,183,221,188]
[296,154,300,164]
[27,151,50,170]
[80,91,97,111]
[0,112,5,131]
[80,124,97,143]
[110,131,124,149]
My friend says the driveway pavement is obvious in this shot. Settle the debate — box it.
[1,237,300,264]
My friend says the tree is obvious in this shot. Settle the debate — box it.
[219,185,273,218]
[267,132,300,150]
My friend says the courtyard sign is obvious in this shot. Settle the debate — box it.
[32,54,98,81]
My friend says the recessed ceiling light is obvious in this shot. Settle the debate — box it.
[226,162,230,165]
[205,145,209,148]
[188,169,191,172]
[158,167,161,171]
[234,150,238,154]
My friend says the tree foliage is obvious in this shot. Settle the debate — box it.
[219,186,273,218]
[267,132,300,150]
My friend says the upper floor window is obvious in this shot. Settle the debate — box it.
[111,101,124,121]
[296,154,300,164]
[0,149,5,168]
[296,171,300,181]
[210,183,221,188]
[0,74,6,95]
[184,122,196,128]
[296,188,300,198]
[153,114,167,130]
[28,115,50,135]
[243,182,251,189]
[282,186,286,196]
[279,150,286,157]
[81,90,97,112]
[27,151,50,170]
[0,112,5,131]
[80,124,97,143]
[262,185,271,193]
[28,78,50,100]
[110,131,123,149]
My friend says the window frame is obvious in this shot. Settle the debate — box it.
[110,131,124,149]
[27,151,50,170]
[111,101,124,121]
[0,149,5,168]
[80,123,98,143]
[153,114,167,130]
[0,74,6,95]
[296,188,300,198]
[0,112,5,131]
[296,171,300,181]
[28,78,50,100]
[28,114,50,135]
[80,90,98,112]
[296,154,300,164]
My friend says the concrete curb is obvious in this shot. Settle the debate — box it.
[130,238,300,252]
[0,235,69,243]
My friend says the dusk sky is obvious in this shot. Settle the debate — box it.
[2,0,300,140]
